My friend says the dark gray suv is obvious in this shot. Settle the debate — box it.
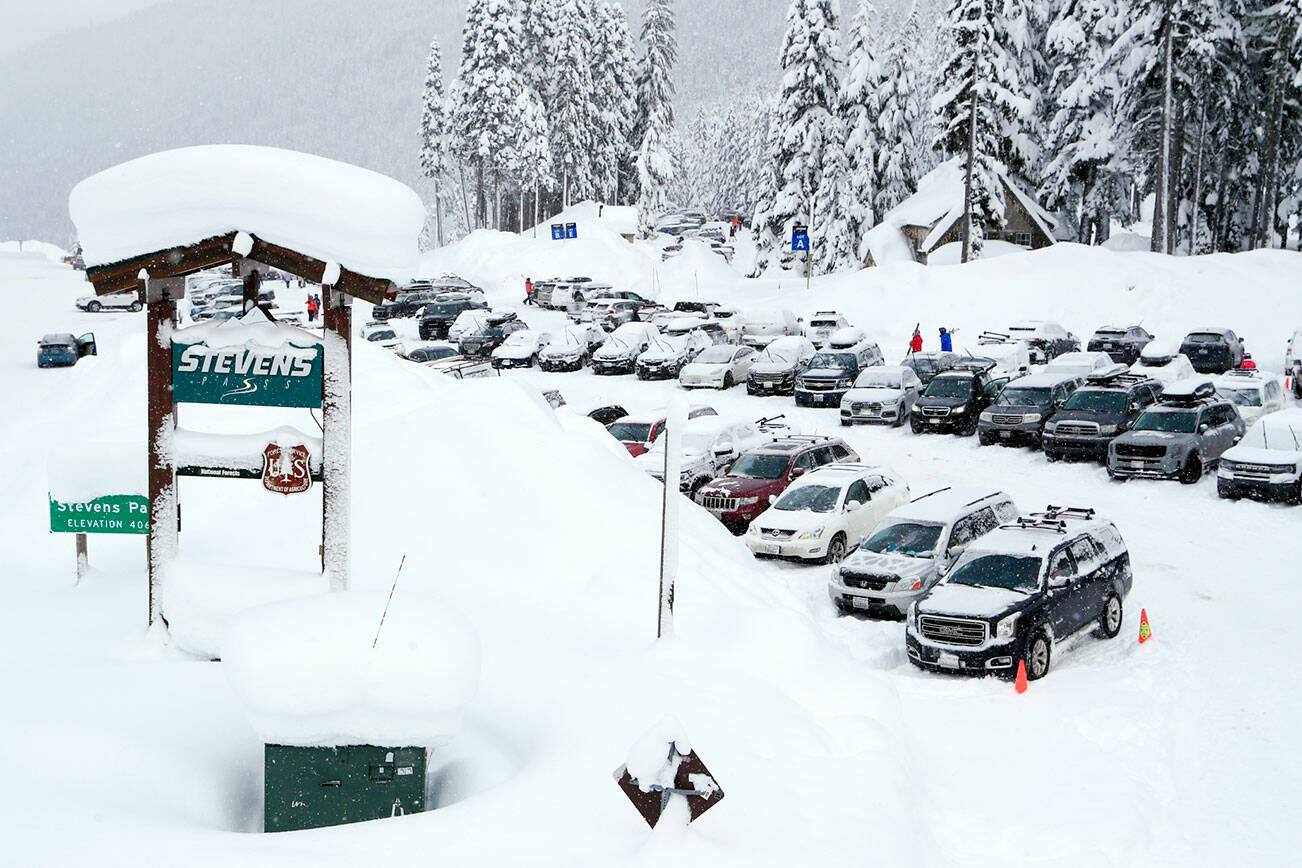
[977,371,1084,447]
[1041,369,1163,461]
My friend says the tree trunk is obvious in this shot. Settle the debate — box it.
[475,160,485,230]
[1168,93,1185,254]
[1189,102,1206,256]
[1256,25,1289,249]
[458,162,472,234]
[1152,14,1173,254]
[434,178,444,248]
[962,83,978,264]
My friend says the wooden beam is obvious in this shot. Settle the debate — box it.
[248,236,393,305]
[86,233,237,296]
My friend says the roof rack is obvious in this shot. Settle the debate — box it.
[1041,505,1096,521]
[1083,370,1150,387]
[1221,369,1261,379]
[1006,506,1097,534]
[1159,380,1217,404]
[977,330,1011,345]
[910,486,952,502]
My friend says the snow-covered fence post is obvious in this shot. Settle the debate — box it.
[143,271,181,625]
[658,396,686,639]
[321,275,352,592]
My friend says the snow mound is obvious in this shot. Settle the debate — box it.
[223,590,480,747]
[69,145,423,280]
[0,239,71,261]
[48,442,144,502]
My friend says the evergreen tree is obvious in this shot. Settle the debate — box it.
[874,4,923,217]
[634,0,678,232]
[550,0,597,207]
[591,0,638,204]
[752,0,846,275]
[838,1,883,265]
[1245,0,1302,247]
[932,0,1026,261]
[419,36,450,248]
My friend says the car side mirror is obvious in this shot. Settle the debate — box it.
[1199,423,1210,434]
[1048,574,1069,590]
[768,494,777,505]
[790,467,805,478]
[845,501,861,513]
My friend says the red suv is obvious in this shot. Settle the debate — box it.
[607,406,718,456]
[693,436,860,534]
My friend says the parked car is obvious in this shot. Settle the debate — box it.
[911,368,1009,435]
[595,299,647,330]
[803,311,852,348]
[672,301,719,317]
[744,464,910,564]
[694,436,860,534]
[1041,368,1163,461]
[539,324,607,371]
[1217,408,1302,502]
[795,341,885,407]
[361,322,404,354]
[1130,340,1197,384]
[491,329,553,369]
[403,342,461,364]
[606,405,718,457]
[1044,351,1115,378]
[830,488,1019,618]
[1087,325,1154,364]
[977,371,1084,446]
[740,308,801,348]
[76,291,141,313]
[679,344,758,389]
[458,312,526,358]
[37,332,96,367]
[418,294,489,341]
[905,507,1132,681]
[968,339,1032,379]
[1179,327,1245,374]
[1003,321,1080,363]
[591,322,659,375]
[371,289,441,321]
[900,351,960,386]
[711,305,744,342]
[1107,379,1245,483]
[447,309,493,345]
[1286,329,1302,398]
[746,336,818,395]
[637,333,712,380]
[1212,370,1286,427]
[546,281,612,311]
[420,351,492,379]
[636,416,769,497]
[665,318,731,346]
[839,365,922,427]
[826,327,869,350]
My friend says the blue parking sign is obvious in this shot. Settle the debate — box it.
[791,225,810,251]
[550,224,565,240]
[565,223,578,239]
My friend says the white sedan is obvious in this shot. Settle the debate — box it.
[679,344,758,389]
[745,464,910,564]
[492,330,553,369]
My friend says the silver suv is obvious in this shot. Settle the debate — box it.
[1107,380,1245,484]
[830,488,1018,618]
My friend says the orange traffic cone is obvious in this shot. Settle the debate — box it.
[1014,659,1028,693]
[1138,608,1152,644]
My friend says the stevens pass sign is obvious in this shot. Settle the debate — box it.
[50,495,149,534]
[172,341,323,408]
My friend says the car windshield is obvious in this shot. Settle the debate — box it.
[608,422,652,442]
[417,346,457,361]
[647,337,681,354]
[757,347,793,364]
[925,377,973,398]
[367,330,396,341]
[810,352,855,370]
[1062,390,1126,412]
[810,319,840,329]
[1133,410,1198,433]
[503,332,533,347]
[947,553,1042,593]
[863,522,943,557]
[774,484,841,513]
[996,387,1051,407]
[696,346,735,364]
[727,453,789,479]
[854,371,901,389]
[555,331,583,347]
[425,303,462,317]
[1217,387,1262,407]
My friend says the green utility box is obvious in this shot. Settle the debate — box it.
[264,744,427,833]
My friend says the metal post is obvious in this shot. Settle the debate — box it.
[75,533,88,585]
[321,285,352,590]
[145,281,178,625]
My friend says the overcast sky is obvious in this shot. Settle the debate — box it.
[1,0,174,56]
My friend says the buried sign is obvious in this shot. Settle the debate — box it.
[262,444,312,495]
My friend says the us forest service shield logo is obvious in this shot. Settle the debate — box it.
[262,443,311,495]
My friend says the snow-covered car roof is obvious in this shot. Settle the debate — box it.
[788,462,899,490]
[1046,351,1112,371]
[887,487,1012,524]
[1002,369,1084,388]
[964,511,1116,558]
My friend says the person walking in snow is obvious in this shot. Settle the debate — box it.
[306,294,319,322]
[524,277,534,306]
[939,327,953,353]
[909,325,923,355]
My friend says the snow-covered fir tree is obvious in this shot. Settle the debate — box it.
[550,0,597,207]
[590,0,638,204]
[634,0,678,232]
[931,0,1026,261]
[838,0,883,265]
[752,0,846,275]
[1244,0,1302,247]
[419,36,451,248]
[874,4,923,218]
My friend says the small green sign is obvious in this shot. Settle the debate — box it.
[49,495,149,534]
[172,340,323,408]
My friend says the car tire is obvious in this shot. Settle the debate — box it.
[723,373,734,389]
[129,300,142,312]
[1096,593,1123,639]
[1179,455,1203,485]
[910,419,923,434]
[840,418,851,427]
[893,411,906,428]
[636,370,647,380]
[1045,450,1061,462]
[1026,632,1052,681]
[978,432,994,446]
[959,417,978,437]
[823,534,847,565]
[87,300,101,312]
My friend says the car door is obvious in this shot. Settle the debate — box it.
[1044,546,1080,636]
[1065,536,1107,630]
[841,478,874,543]
[76,333,97,357]
[1264,380,1283,414]
[789,449,817,481]
[735,346,757,378]
[941,513,980,572]
[858,474,900,538]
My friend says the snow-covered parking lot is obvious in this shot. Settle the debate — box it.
[2,232,1300,865]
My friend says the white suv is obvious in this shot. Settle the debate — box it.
[803,311,851,348]
[1217,408,1302,503]
[740,308,801,348]
[745,464,909,564]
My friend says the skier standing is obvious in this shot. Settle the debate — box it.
[908,325,923,355]
[939,327,953,352]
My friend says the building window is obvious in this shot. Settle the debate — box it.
[1012,232,1032,247]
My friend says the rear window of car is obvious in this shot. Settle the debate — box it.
[1093,329,1126,338]
[1185,333,1225,344]
[608,422,652,442]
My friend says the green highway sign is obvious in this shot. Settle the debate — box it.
[49,494,149,534]
[172,340,323,408]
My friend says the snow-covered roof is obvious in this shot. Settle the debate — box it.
[890,487,1009,524]
[599,205,639,236]
[172,305,322,347]
[69,145,423,281]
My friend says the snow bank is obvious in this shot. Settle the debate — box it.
[625,715,691,789]
[172,304,321,347]
[69,145,423,280]
[223,591,479,747]
[174,426,323,475]
[47,442,144,502]
[0,239,71,261]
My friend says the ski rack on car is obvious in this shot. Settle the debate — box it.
[977,331,1012,344]
[1007,506,1097,534]
[1084,368,1150,387]
[1040,506,1096,521]
[1158,380,1217,405]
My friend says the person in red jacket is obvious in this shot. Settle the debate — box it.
[524,277,534,306]
[909,326,923,355]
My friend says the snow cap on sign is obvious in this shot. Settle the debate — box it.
[223,590,480,747]
[69,145,423,281]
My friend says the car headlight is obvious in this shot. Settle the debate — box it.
[1098,424,1119,435]
[907,602,920,631]
[1024,413,1042,423]
[953,404,967,414]
[837,378,854,388]
[1043,421,1058,434]
[747,524,760,536]
[995,613,1019,640]
[911,403,921,413]
[736,496,760,506]
[796,527,825,540]
[979,410,994,422]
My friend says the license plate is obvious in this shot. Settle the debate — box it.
[1198,348,1209,354]
[1000,431,1012,439]
[928,418,942,425]
[851,597,881,609]
[937,652,960,669]
[762,383,775,389]
[762,544,781,555]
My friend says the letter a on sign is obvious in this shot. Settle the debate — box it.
[262,444,312,495]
